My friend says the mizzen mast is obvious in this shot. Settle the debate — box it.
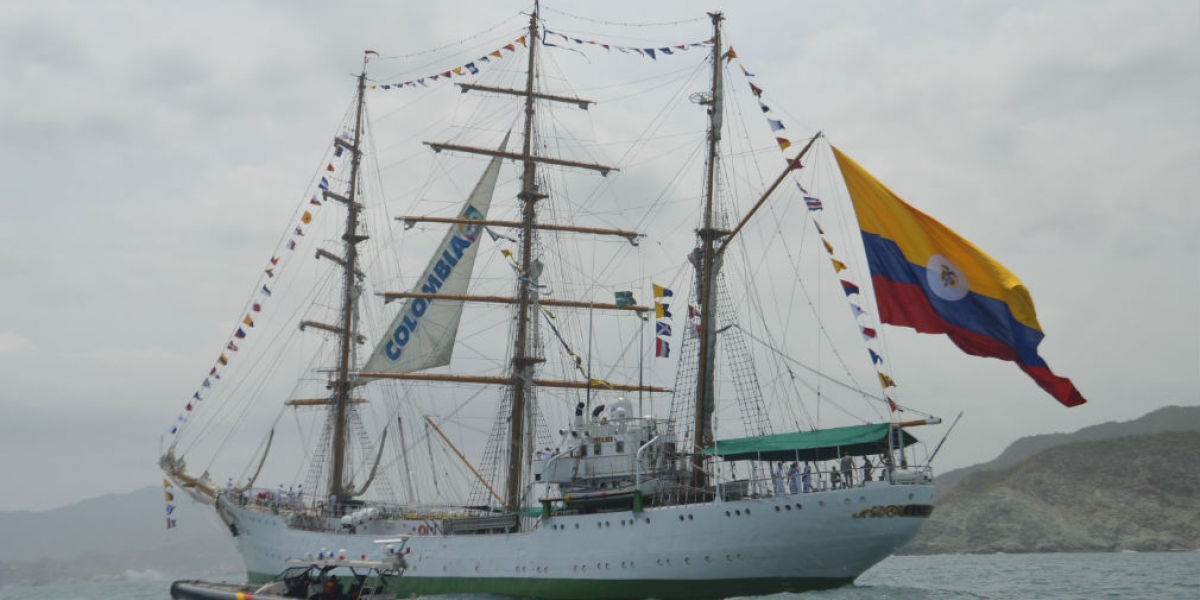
[690,11,725,487]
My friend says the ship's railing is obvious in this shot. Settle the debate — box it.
[648,460,934,505]
[713,462,933,500]
[222,488,485,521]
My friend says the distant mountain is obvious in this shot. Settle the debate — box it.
[903,416,1200,555]
[0,486,240,587]
[934,405,1200,490]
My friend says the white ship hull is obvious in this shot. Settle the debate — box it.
[218,482,933,599]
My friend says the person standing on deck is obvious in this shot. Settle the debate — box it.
[773,462,786,496]
[787,462,801,494]
[802,462,814,493]
[862,456,874,482]
[841,454,855,488]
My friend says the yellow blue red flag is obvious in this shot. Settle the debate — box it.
[833,147,1084,407]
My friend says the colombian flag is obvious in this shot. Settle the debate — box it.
[833,147,1085,407]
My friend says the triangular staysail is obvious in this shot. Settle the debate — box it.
[362,134,510,375]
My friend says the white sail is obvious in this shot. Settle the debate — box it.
[362,135,508,374]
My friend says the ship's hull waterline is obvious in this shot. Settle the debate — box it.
[221,483,933,599]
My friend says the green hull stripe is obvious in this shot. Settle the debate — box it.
[248,571,851,599]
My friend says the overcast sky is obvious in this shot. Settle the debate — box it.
[1,1,1197,513]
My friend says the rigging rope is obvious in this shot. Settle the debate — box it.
[540,5,708,28]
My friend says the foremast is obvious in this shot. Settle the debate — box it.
[327,59,370,503]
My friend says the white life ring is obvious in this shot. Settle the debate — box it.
[417,524,429,535]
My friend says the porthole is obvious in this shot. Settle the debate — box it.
[796,503,803,510]
[575,523,580,529]
[745,509,751,515]
[679,515,685,521]
[774,506,781,512]
[685,557,692,565]
[645,518,651,524]
[785,505,791,511]
[705,556,712,563]
[734,510,741,516]
[726,511,732,517]
[687,514,694,520]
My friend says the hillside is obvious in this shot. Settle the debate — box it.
[934,405,1200,490]
[0,487,240,587]
[903,430,1200,554]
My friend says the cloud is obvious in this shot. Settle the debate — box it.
[0,333,35,357]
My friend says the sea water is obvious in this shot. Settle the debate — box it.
[2,552,1196,600]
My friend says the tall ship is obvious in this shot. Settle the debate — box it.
[161,5,1085,599]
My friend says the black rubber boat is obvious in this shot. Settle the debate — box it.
[170,557,405,600]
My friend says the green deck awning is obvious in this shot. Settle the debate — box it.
[698,422,917,462]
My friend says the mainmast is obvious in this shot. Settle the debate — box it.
[690,12,725,485]
[380,1,631,516]
[328,59,370,502]
[505,2,543,513]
